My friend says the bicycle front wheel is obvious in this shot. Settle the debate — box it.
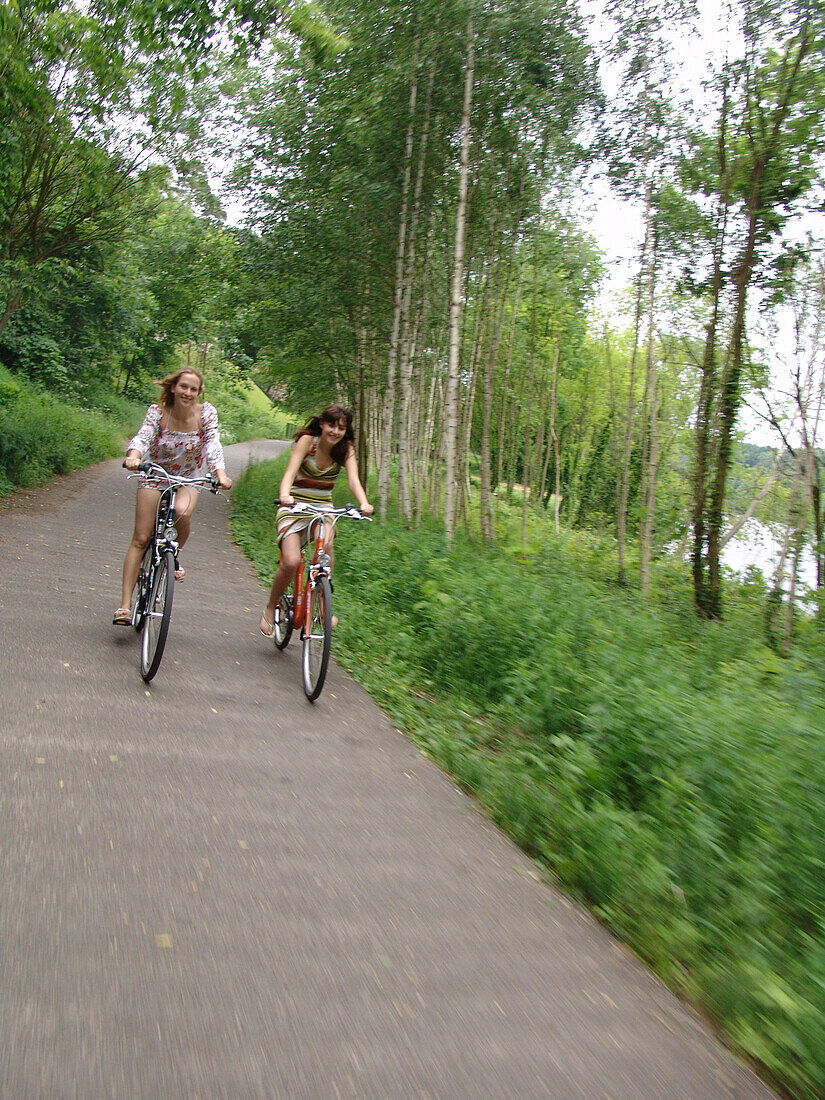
[131,544,153,632]
[301,575,332,701]
[140,549,175,682]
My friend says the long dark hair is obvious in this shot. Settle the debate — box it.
[295,405,354,465]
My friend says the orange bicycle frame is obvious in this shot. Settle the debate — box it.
[289,514,329,632]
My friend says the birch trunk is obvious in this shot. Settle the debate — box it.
[443,18,474,543]
[617,181,652,585]
[379,55,419,519]
[520,246,539,549]
[397,60,435,522]
[640,232,659,597]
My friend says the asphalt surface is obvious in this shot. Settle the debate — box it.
[0,442,777,1100]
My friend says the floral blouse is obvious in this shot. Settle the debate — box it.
[128,402,226,488]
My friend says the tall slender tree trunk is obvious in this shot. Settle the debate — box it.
[692,204,728,616]
[770,454,807,653]
[397,59,435,522]
[355,326,369,478]
[640,230,659,597]
[553,425,562,533]
[443,19,474,542]
[479,244,511,539]
[496,266,522,496]
[520,244,538,549]
[380,53,419,519]
[616,203,650,584]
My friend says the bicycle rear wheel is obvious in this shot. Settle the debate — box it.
[131,544,153,632]
[302,574,332,702]
[140,549,175,682]
[273,594,293,650]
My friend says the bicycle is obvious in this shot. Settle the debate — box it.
[124,461,224,682]
[269,500,371,701]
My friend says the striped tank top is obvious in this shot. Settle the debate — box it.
[291,438,341,504]
[275,438,343,543]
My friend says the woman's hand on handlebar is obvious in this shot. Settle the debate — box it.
[124,451,141,472]
[359,502,374,516]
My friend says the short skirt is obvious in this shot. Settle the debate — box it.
[275,505,332,546]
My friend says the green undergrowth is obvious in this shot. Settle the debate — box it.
[0,364,129,495]
[201,365,293,445]
[231,456,825,1100]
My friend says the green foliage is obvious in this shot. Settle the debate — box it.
[202,358,292,444]
[0,365,126,493]
[227,0,601,405]
[231,463,825,1099]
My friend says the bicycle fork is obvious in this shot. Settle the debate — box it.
[293,565,331,637]
[293,565,307,633]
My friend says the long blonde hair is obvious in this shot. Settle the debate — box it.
[154,367,205,408]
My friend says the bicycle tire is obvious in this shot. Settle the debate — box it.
[302,574,332,702]
[131,544,153,632]
[140,549,175,682]
[273,594,293,650]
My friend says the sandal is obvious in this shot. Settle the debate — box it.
[113,607,132,626]
[175,566,185,581]
[259,612,275,638]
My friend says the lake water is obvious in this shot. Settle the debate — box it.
[721,519,818,594]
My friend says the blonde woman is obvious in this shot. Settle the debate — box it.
[113,367,232,625]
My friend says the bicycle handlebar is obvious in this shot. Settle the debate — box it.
[123,460,223,493]
[275,500,373,521]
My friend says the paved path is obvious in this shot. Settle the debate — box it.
[0,443,776,1100]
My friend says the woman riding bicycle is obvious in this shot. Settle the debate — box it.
[259,404,372,638]
[113,367,232,626]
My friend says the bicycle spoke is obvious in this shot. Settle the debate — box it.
[302,575,332,701]
[140,550,175,682]
[273,594,293,650]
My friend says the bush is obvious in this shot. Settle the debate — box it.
[0,366,125,494]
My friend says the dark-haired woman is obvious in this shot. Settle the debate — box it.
[113,367,232,625]
[259,405,372,638]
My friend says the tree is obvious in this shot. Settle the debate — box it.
[601,0,696,586]
[228,0,601,538]
[0,0,294,338]
[686,0,825,618]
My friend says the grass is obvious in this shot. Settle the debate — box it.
[0,364,129,495]
[231,455,825,1100]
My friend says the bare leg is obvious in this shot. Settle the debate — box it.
[120,488,161,611]
[172,486,198,577]
[261,532,302,634]
[324,523,336,571]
